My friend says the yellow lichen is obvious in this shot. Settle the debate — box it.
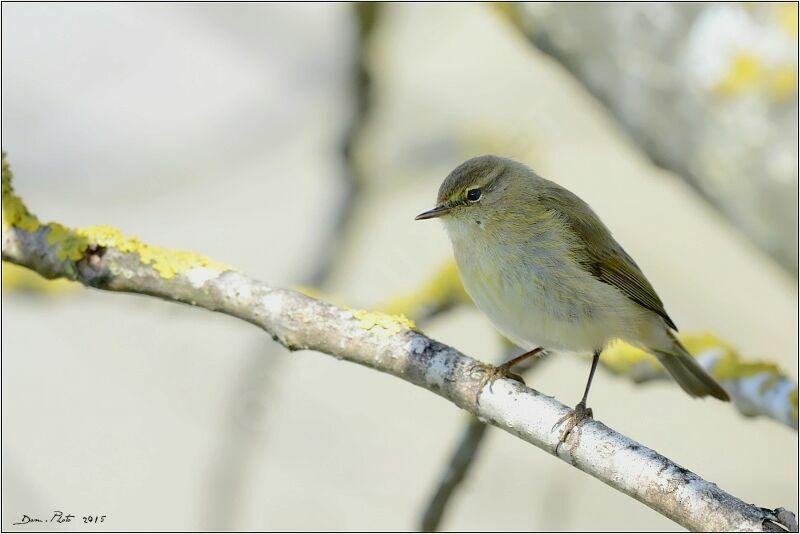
[679,332,735,357]
[46,223,89,261]
[675,332,785,381]
[600,332,791,386]
[2,154,41,233]
[758,374,781,395]
[2,153,231,280]
[350,308,417,336]
[713,351,783,380]
[775,2,798,37]
[293,285,324,300]
[769,65,798,101]
[713,47,797,102]
[715,53,762,96]
[45,224,231,279]
[601,340,661,375]
[790,388,798,420]
[490,2,519,24]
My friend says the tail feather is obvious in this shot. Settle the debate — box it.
[653,343,729,401]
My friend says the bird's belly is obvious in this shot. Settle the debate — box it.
[457,252,635,352]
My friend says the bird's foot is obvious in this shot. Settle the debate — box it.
[485,362,526,393]
[553,400,593,443]
[481,348,545,393]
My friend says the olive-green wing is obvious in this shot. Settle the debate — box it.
[582,248,678,331]
[537,178,678,331]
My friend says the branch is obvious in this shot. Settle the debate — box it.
[2,157,796,532]
[603,336,798,430]
[420,417,489,531]
[492,2,797,272]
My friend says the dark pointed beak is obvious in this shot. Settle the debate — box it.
[415,205,451,220]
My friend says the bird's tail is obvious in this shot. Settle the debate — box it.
[653,337,729,401]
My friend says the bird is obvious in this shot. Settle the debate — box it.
[415,155,729,436]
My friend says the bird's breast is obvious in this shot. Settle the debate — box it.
[450,232,637,352]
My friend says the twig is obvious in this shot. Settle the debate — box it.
[305,3,380,285]
[203,7,382,524]
[204,343,288,530]
[602,337,798,430]
[419,417,489,531]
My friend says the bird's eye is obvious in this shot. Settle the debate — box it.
[466,188,482,202]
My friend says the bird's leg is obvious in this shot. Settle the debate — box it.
[497,347,545,377]
[486,347,544,391]
[553,350,600,442]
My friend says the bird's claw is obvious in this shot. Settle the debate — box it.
[485,364,526,393]
[553,401,593,443]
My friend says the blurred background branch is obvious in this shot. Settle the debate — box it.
[305,3,379,285]
[203,6,381,528]
[419,416,489,532]
[495,2,798,273]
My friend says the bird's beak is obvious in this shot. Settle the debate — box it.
[415,205,451,220]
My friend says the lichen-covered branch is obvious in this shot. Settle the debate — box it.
[2,156,796,532]
[603,335,798,430]
[381,260,799,430]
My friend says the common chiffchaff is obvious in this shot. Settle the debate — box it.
[416,155,728,431]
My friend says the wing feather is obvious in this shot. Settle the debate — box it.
[586,251,678,331]
[537,179,678,331]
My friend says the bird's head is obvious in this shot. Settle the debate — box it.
[415,155,537,239]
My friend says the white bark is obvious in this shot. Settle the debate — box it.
[480,379,796,532]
